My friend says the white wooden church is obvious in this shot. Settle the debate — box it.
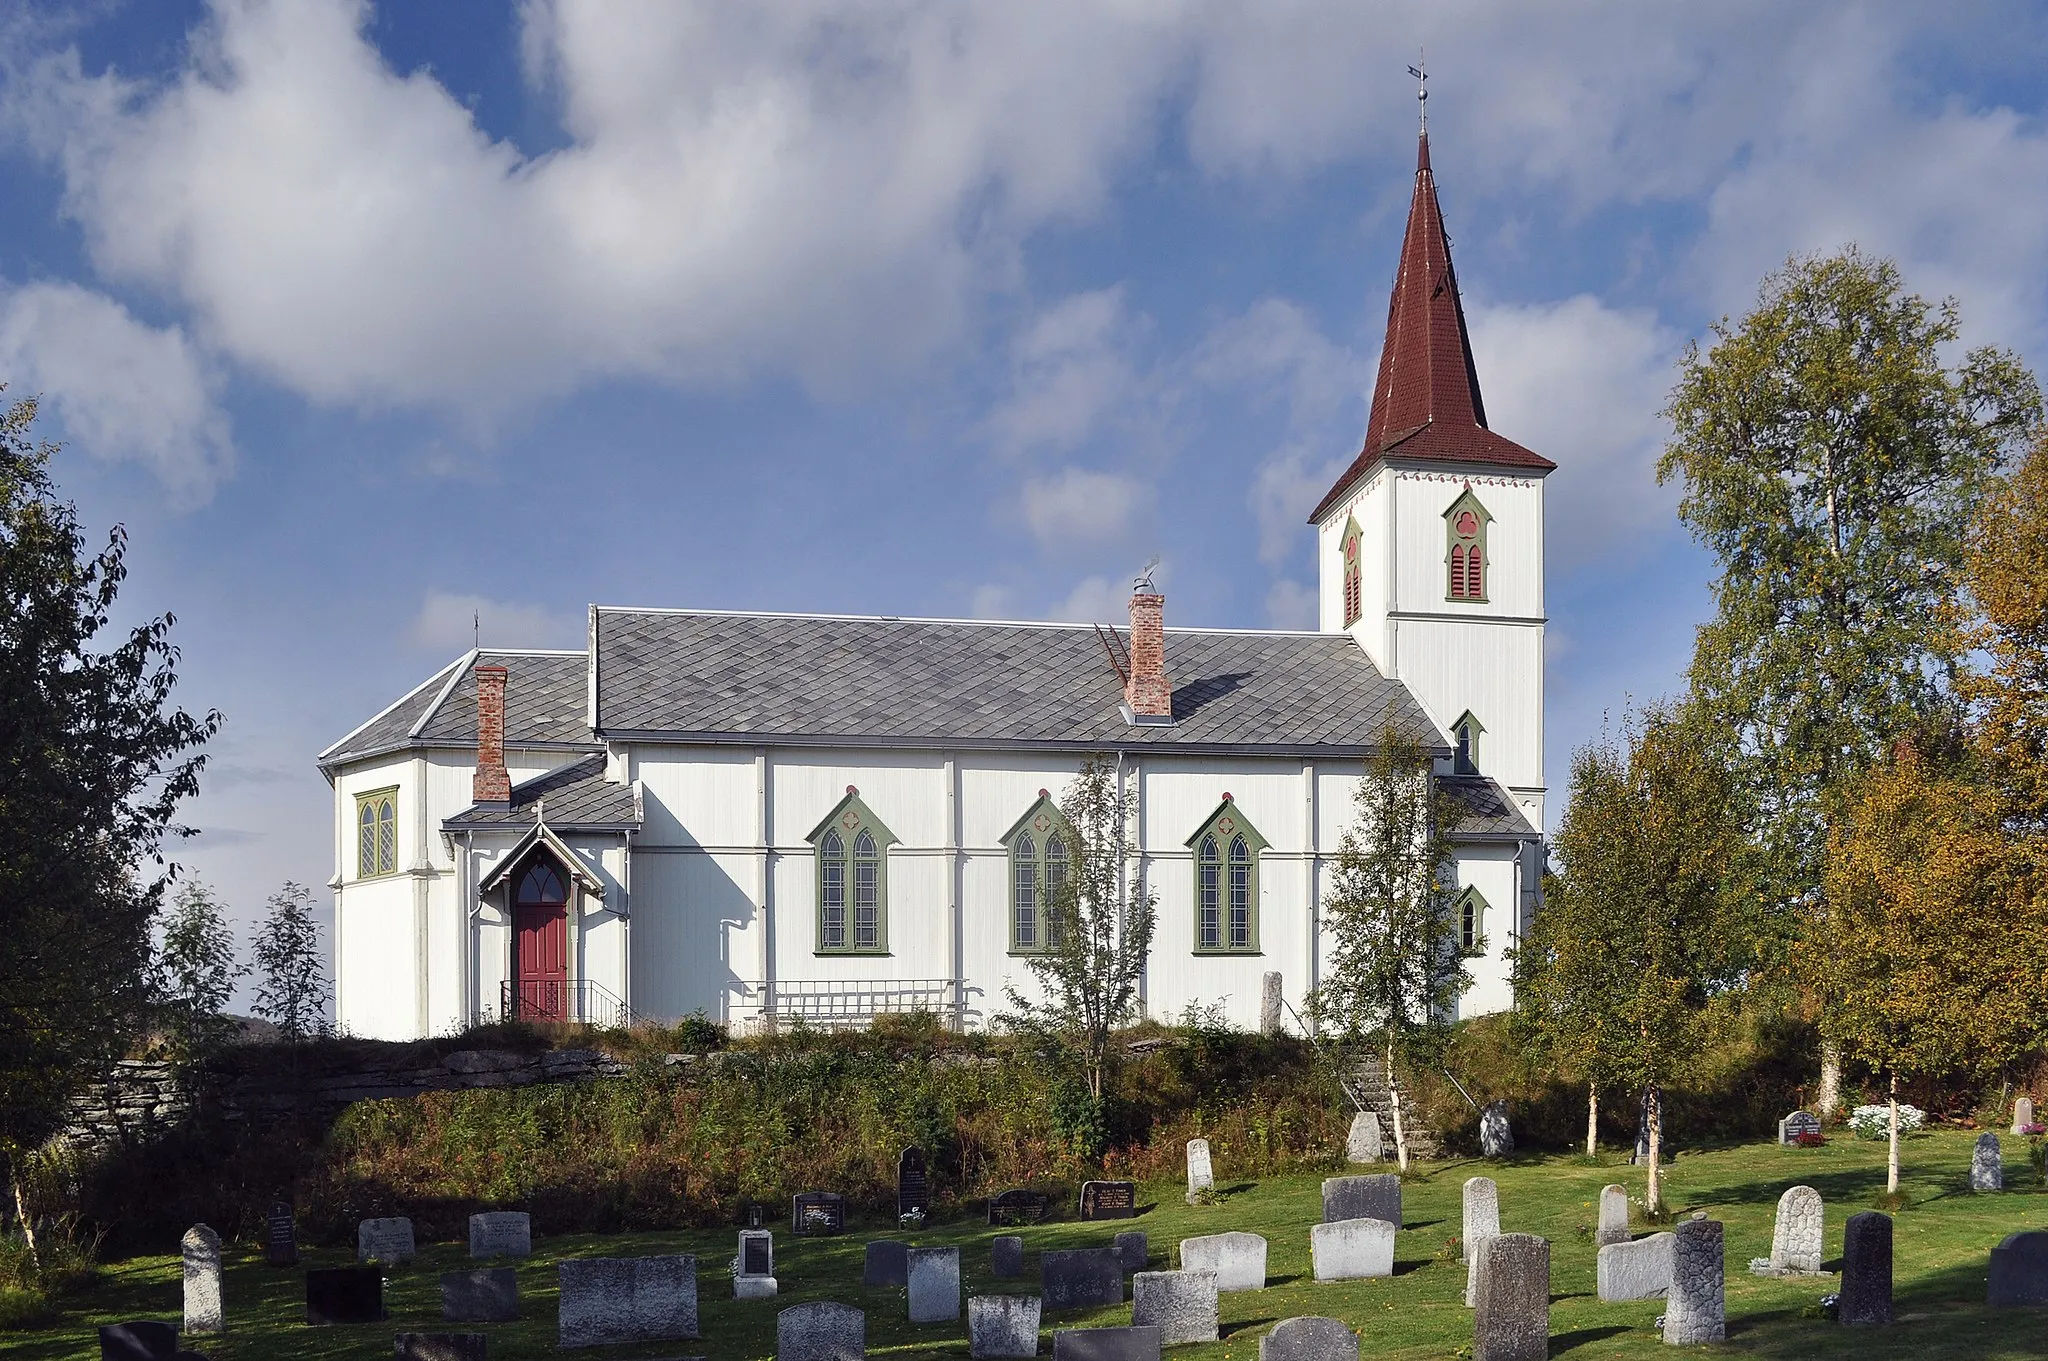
[319,128,1553,1041]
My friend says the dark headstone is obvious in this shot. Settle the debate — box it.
[969,1294,1041,1360]
[992,1236,1025,1279]
[1040,1248,1124,1310]
[865,1240,910,1289]
[1320,1174,1399,1227]
[556,1255,698,1347]
[98,1322,178,1360]
[1777,1111,1821,1146]
[988,1189,1052,1225]
[264,1201,298,1267]
[1113,1231,1148,1273]
[1988,1230,2048,1307]
[1662,1218,1725,1344]
[1973,1133,2004,1192]
[898,1147,930,1218]
[1840,1212,1893,1326]
[792,1191,847,1236]
[1258,1317,1358,1361]
[307,1267,386,1326]
[441,1269,519,1323]
[394,1335,486,1361]
[1051,1325,1162,1361]
[1471,1234,1548,1361]
[1079,1180,1136,1220]
[743,1232,774,1277]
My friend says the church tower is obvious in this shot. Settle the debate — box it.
[1310,128,1552,836]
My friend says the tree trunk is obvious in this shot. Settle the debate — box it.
[1586,1082,1599,1158]
[1385,1036,1411,1173]
[1818,1038,1843,1121]
[1887,1074,1902,1196]
[11,1174,38,1275]
[1645,1084,1664,1216]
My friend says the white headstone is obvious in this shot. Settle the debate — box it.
[1131,1270,1219,1345]
[969,1294,1042,1360]
[779,1301,864,1361]
[1310,1217,1395,1281]
[1345,1111,1383,1164]
[181,1224,223,1335]
[468,1211,531,1259]
[1177,1232,1266,1292]
[1259,1317,1359,1361]
[1479,1100,1514,1158]
[1595,1185,1630,1248]
[2014,1096,2036,1135]
[1596,1232,1673,1301]
[908,1247,962,1324]
[357,1217,416,1265]
[1185,1139,1214,1201]
[1770,1186,1824,1272]
[1462,1176,1502,1306]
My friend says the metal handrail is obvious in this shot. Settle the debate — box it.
[500,978,635,1028]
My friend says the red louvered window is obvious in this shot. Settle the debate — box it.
[1341,528,1362,625]
[1446,496,1488,602]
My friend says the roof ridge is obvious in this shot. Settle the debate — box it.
[594,603,1333,637]
[316,655,463,762]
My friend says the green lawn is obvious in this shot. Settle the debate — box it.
[9,1129,2048,1359]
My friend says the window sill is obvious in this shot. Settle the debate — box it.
[813,949,892,957]
[351,871,401,883]
[1007,948,1057,958]
[1192,947,1263,957]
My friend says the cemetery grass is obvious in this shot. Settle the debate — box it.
[9,1128,2048,1359]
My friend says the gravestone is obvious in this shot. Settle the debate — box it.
[992,1236,1025,1279]
[908,1247,962,1324]
[1987,1230,2048,1307]
[2014,1095,2036,1134]
[899,1146,931,1219]
[467,1212,531,1259]
[1113,1232,1148,1273]
[792,1191,846,1236]
[1769,1186,1824,1273]
[989,1189,1053,1225]
[865,1240,910,1288]
[1595,1185,1630,1248]
[1321,1174,1399,1227]
[1080,1180,1137,1220]
[1259,972,1283,1035]
[1131,1270,1219,1345]
[1479,1101,1513,1158]
[1595,1232,1672,1302]
[394,1335,486,1361]
[1345,1111,1382,1164]
[1973,1133,2004,1192]
[1177,1232,1266,1292]
[1839,1212,1893,1326]
[1661,1218,1725,1344]
[969,1294,1042,1359]
[1050,1325,1162,1361]
[358,1217,416,1265]
[441,1269,519,1323]
[1462,1177,1500,1262]
[1040,1248,1123,1310]
[1310,1218,1394,1281]
[1632,1089,1665,1165]
[264,1201,297,1268]
[1470,1233,1548,1361]
[1185,1138,1214,1203]
[182,1224,223,1335]
[1258,1317,1358,1361]
[1777,1111,1821,1146]
[306,1267,386,1325]
[557,1255,698,1348]
[737,1229,778,1300]
[97,1321,179,1360]
[778,1301,864,1361]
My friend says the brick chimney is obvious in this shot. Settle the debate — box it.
[473,664,511,805]
[1124,582,1173,724]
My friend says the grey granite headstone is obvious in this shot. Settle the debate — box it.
[1258,1317,1358,1361]
[264,1201,297,1268]
[557,1255,698,1348]
[1185,1138,1214,1202]
[993,1236,1025,1279]
[1595,1232,1672,1301]
[1478,1101,1513,1158]
[1178,1231,1266,1292]
[1839,1212,1892,1326]
[467,1212,531,1259]
[1345,1111,1382,1164]
[1988,1230,2048,1306]
[98,1321,179,1360]
[1132,1270,1219,1344]
[1662,1218,1725,1344]
[1040,1249,1124,1310]
[181,1224,223,1335]
[1321,1174,1399,1227]
[1769,1186,1824,1273]
[909,1247,962,1324]
[1113,1231,1148,1273]
[358,1217,416,1265]
[1777,1111,1820,1146]
[1595,1184,1629,1248]
[778,1301,864,1361]
[1051,1325,1162,1361]
[394,1335,486,1361]
[1259,971,1283,1035]
[1310,1218,1394,1281]
[306,1266,385,1325]
[1471,1233,1548,1361]
[1462,1177,1500,1262]
[441,1269,519,1323]
[2014,1096,2036,1134]
[865,1240,910,1289]
[970,1294,1042,1359]
[1973,1133,2004,1192]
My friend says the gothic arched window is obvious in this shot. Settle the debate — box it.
[356,787,397,879]
[1003,793,1078,953]
[1445,489,1491,602]
[1340,518,1363,626]
[1187,797,1268,954]
[1458,886,1489,952]
[808,788,897,953]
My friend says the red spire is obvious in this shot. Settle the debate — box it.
[1310,131,1553,524]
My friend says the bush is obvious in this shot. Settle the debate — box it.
[1848,1104,1927,1140]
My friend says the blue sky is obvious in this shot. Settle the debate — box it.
[3,1,2045,970]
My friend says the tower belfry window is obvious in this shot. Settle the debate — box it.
[1445,489,1491,602]
[1340,518,1363,626]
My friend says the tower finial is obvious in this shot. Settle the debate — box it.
[1407,51,1428,134]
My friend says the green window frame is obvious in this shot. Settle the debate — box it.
[1340,517,1364,626]
[355,787,398,880]
[1001,793,1078,954]
[1452,711,1483,776]
[1458,886,1489,951]
[1444,488,1492,603]
[807,788,898,954]
[1185,797,1268,955]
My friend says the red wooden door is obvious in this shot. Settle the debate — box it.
[513,858,569,1021]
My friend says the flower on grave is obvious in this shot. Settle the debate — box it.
[1847,1104,1925,1140]
[2021,1123,2046,1137]
[899,1208,926,1229]
[728,1256,743,1279]
[1794,1129,1828,1147]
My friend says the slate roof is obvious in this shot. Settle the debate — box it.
[443,754,640,830]
[318,649,595,769]
[591,608,1444,755]
[1442,774,1538,838]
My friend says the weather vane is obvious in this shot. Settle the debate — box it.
[1408,52,1427,132]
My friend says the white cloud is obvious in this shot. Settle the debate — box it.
[985,289,1142,459]
[1264,577,1316,630]
[409,591,582,651]
[0,281,232,499]
[1048,574,1131,625]
[1020,467,1143,546]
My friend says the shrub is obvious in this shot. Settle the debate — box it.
[1848,1104,1926,1140]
